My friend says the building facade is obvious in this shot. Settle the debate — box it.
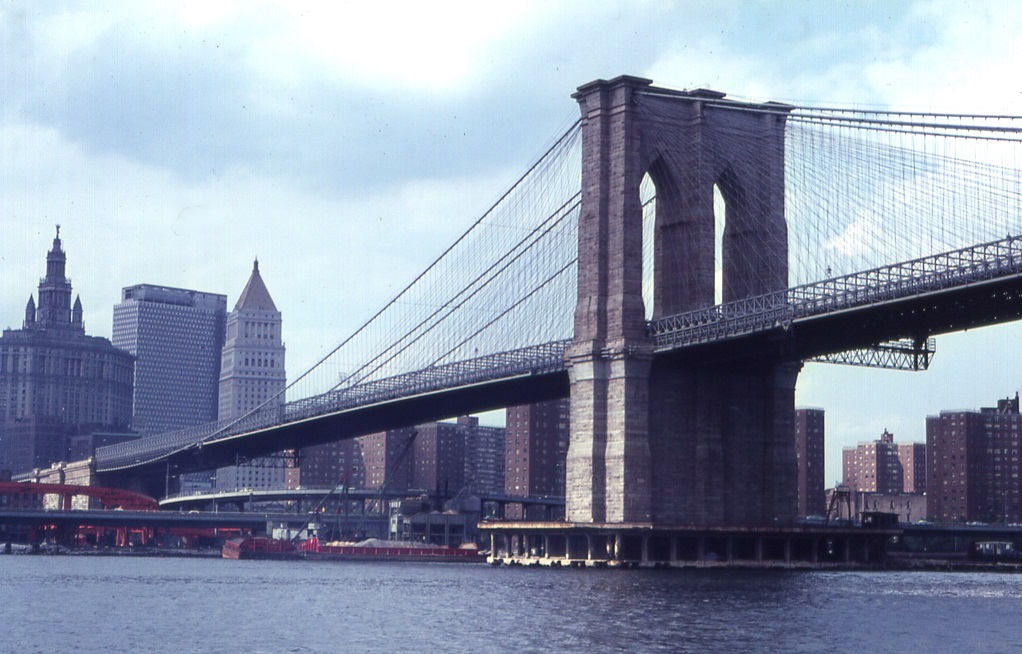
[286,439,366,490]
[927,395,1022,523]
[215,260,288,491]
[461,416,506,496]
[413,421,466,497]
[794,408,826,517]
[898,441,927,494]
[360,427,416,491]
[842,429,905,494]
[853,491,928,524]
[505,399,569,519]
[0,228,133,474]
[112,284,226,435]
[288,416,503,501]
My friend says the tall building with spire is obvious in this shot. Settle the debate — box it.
[0,227,134,474]
[216,259,287,490]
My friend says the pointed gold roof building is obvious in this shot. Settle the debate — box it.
[234,258,278,312]
[216,258,287,490]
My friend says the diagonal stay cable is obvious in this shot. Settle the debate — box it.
[335,196,581,392]
[424,258,579,370]
[183,121,582,446]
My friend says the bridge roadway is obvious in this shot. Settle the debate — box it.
[0,508,311,532]
[94,235,1022,497]
[650,234,1022,364]
[159,487,566,513]
[96,343,571,497]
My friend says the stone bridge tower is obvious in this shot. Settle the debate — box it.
[566,76,798,526]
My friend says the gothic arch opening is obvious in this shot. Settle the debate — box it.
[642,154,700,320]
[640,172,657,321]
[642,154,731,319]
[714,164,748,304]
[713,183,725,306]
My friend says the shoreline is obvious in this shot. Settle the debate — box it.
[2,545,222,558]
[6,545,1022,572]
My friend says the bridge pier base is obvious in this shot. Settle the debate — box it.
[566,76,798,529]
[480,522,896,569]
[648,361,801,526]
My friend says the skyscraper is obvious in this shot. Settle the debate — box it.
[0,228,133,474]
[112,284,226,435]
[794,408,826,517]
[216,259,287,491]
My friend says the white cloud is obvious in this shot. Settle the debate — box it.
[0,110,521,380]
[250,1,542,92]
[175,0,247,29]
[860,0,1022,112]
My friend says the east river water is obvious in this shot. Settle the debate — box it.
[3,556,1022,653]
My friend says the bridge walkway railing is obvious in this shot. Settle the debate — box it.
[648,235,1022,350]
[95,340,570,472]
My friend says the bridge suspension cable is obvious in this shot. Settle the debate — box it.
[635,95,1022,314]
[236,119,581,434]
[97,92,1022,472]
[97,119,583,471]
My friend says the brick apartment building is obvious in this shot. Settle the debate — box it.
[927,394,1022,523]
[795,408,826,517]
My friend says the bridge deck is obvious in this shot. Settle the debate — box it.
[94,236,1022,487]
[651,235,1022,348]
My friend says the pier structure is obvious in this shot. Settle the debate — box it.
[480,519,898,568]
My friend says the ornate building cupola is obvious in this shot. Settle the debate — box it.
[23,295,36,328]
[34,224,78,331]
[46,224,67,279]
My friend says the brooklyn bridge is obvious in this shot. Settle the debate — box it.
[64,75,1022,533]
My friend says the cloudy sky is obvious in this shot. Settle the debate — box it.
[2,0,1021,484]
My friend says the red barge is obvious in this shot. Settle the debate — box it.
[223,536,484,563]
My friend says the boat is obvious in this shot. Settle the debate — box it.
[297,537,486,563]
[222,536,485,563]
[221,536,298,560]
